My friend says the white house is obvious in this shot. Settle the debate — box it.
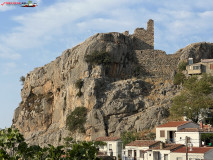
[123,140,161,160]
[156,121,199,143]
[146,143,184,160]
[96,136,122,159]
[176,127,213,147]
[170,147,213,160]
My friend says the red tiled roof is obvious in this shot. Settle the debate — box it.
[179,128,213,132]
[152,144,184,151]
[172,147,213,153]
[96,137,120,141]
[201,59,213,63]
[126,140,160,147]
[157,121,191,128]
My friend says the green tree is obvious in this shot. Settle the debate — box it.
[0,127,25,159]
[121,131,140,147]
[85,51,112,65]
[171,74,213,123]
[66,141,101,160]
[173,72,186,85]
[46,144,65,160]
[66,107,87,133]
[178,61,187,71]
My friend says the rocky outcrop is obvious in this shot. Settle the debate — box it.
[12,29,213,146]
[178,42,213,63]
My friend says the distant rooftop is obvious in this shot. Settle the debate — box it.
[96,137,120,141]
[201,59,213,63]
[178,128,213,132]
[152,144,184,151]
[157,121,191,128]
[126,140,159,147]
[172,147,213,153]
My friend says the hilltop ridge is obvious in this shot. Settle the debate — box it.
[12,20,213,146]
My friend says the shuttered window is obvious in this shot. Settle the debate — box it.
[210,64,213,70]
[160,130,165,137]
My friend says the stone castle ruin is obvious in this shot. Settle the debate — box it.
[123,19,180,79]
[123,19,154,50]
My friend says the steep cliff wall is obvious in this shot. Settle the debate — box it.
[12,29,213,146]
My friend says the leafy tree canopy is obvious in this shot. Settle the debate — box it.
[121,131,140,147]
[171,74,213,123]
[66,107,87,133]
[85,51,112,65]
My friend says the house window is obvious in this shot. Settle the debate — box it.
[210,64,213,70]
[160,130,165,137]
[109,144,112,149]
[140,150,144,158]
[176,157,183,160]
[193,66,200,70]
[128,150,132,157]
[164,154,168,160]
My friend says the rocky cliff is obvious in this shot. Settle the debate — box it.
[12,30,213,146]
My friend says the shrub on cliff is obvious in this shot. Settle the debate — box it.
[178,61,187,71]
[66,107,87,133]
[75,79,84,97]
[173,72,186,85]
[75,79,84,89]
[19,76,25,85]
[85,51,112,65]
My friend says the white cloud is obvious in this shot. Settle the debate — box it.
[1,0,143,49]
[0,5,15,12]
[0,44,21,60]
[0,0,213,55]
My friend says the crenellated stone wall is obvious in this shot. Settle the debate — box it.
[132,19,154,50]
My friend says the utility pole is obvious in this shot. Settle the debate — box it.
[185,136,190,160]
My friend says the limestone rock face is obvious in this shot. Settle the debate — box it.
[12,30,213,146]
[178,42,213,63]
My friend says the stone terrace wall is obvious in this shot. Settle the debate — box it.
[134,49,180,79]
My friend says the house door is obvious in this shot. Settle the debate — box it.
[153,151,160,160]
[134,150,137,160]
[169,131,174,142]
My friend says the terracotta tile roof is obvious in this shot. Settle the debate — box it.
[126,140,160,147]
[157,121,191,128]
[179,128,213,132]
[96,136,120,141]
[152,144,184,151]
[172,147,213,153]
[201,59,213,63]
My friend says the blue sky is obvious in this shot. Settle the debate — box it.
[0,0,213,128]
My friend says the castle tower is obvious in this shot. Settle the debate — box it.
[147,19,154,48]
[132,19,154,50]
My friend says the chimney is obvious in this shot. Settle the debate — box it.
[200,121,203,129]
[160,142,164,149]
[188,58,193,65]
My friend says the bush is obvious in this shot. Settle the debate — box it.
[75,79,84,89]
[121,131,140,147]
[20,76,25,85]
[76,91,83,97]
[173,72,186,85]
[178,61,187,71]
[85,51,112,65]
[66,107,87,133]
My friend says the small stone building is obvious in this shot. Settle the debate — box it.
[186,58,213,75]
